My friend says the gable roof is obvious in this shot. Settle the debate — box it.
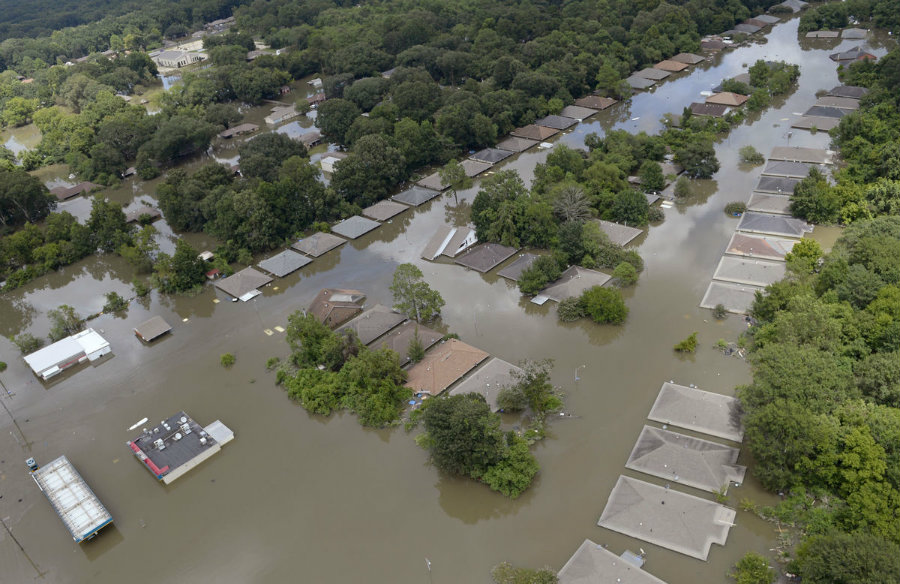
[393,186,440,206]
[671,52,705,64]
[292,231,346,257]
[511,124,559,140]
[362,200,408,221]
[368,321,443,365]
[633,67,670,81]
[214,267,273,300]
[534,115,578,130]
[257,249,312,277]
[331,215,380,239]
[559,105,597,121]
[574,95,618,110]
[689,102,728,117]
[705,92,748,106]
[308,288,366,328]
[454,243,518,273]
[469,148,513,164]
[336,304,407,345]
[654,59,689,72]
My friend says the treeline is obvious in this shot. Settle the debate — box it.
[740,217,900,581]
[798,0,900,33]
[789,48,900,225]
[0,0,246,68]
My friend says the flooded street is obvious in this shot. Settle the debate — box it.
[0,17,891,583]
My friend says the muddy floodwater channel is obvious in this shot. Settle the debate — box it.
[0,17,892,584]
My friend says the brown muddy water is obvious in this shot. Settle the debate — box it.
[0,18,893,584]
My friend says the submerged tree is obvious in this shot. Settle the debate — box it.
[390,263,445,322]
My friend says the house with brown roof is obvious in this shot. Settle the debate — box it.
[405,339,489,396]
[510,124,559,141]
[309,288,366,328]
[655,60,689,72]
[689,102,728,117]
[705,92,749,107]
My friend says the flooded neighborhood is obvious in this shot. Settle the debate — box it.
[1,3,899,584]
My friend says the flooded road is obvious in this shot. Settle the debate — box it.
[0,17,892,584]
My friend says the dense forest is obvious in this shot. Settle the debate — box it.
[739,46,900,583]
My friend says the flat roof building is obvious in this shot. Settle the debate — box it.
[134,316,172,343]
[24,329,110,380]
[32,456,113,542]
[128,412,234,485]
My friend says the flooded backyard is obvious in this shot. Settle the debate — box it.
[0,17,893,584]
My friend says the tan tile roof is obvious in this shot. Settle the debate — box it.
[405,339,488,395]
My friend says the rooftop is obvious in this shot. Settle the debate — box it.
[368,321,443,365]
[671,52,705,64]
[32,456,113,543]
[791,115,841,131]
[713,256,786,287]
[422,225,456,261]
[454,243,518,273]
[218,123,258,138]
[725,232,798,261]
[842,27,868,39]
[647,382,744,442]
[814,96,860,110]
[24,329,110,379]
[511,124,560,141]
[559,105,598,121]
[309,288,366,328]
[700,281,760,315]
[134,316,172,342]
[828,85,868,99]
[497,252,539,281]
[746,192,792,215]
[689,102,728,117]
[625,426,746,493]
[533,266,612,304]
[752,14,780,24]
[558,540,668,584]
[755,175,800,194]
[448,357,523,412]
[633,68,670,81]
[49,181,102,201]
[535,115,578,130]
[597,475,736,561]
[595,219,644,246]
[292,231,346,257]
[362,200,409,222]
[705,92,748,107]
[803,105,848,119]
[214,267,272,300]
[830,46,876,62]
[441,226,477,258]
[655,60,689,72]
[460,159,493,177]
[405,339,489,396]
[733,22,762,34]
[470,148,514,164]
[575,95,618,110]
[128,411,233,484]
[331,215,380,239]
[761,160,813,178]
[393,186,441,206]
[738,211,812,238]
[416,171,449,191]
[336,304,407,345]
[124,205,162,223]
[806,30,839,38]
[496,136,540,153]
[257,249,312,277]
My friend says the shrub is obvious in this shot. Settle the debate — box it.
[580,286,628,324]
[713,304,728,319]
[518,255,562,295]
[266,357,280,370]
[674,332,698,353]
[674,175,692,198]
[725,201,747,216]
[407,328,425,363]
[133,279,151,297]
[612,262,639,286]
[0,361,7,372]
[103,291,128,313]
[730,552,775,584]
[739,145,765,164]
[220,353,236,367]
[557,297,585,322]
[648,206,665,222]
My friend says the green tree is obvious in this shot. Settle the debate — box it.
[315,98,360,144]
[675,138,720,179]
[390,263,445,322]
[238,132,306,182]
[0,166,55,228]
[611,189,650,226]
[739,145,765,165]
[796,532,900,584]
[785,238,823,275]
[518,255,562,296]
[439,159,472,203]
[331,134,406,206]
[730,552,774,584]
[152,239,206,294]
[102,291,128,313]
[674,332,698,352]
[407,327,426,363]
[580,286,628,324]
[48,304,84,341]
[551,184,592,222]
[612,261,639,286]
[14,333,44,354]
[791,168,840,224]
[421,393,505,477]
[497,359,561,418]
[638,160,665,192]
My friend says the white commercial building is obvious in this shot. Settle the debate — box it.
[23,329,111,380]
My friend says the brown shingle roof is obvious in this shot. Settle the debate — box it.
[689,102,728,117]
[655,60,689,72]
[510,124,559,141]
[705,92,749,107]
[405,339,489,396]
[308,288,366,328]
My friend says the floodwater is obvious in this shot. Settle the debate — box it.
[0,17,891,584]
